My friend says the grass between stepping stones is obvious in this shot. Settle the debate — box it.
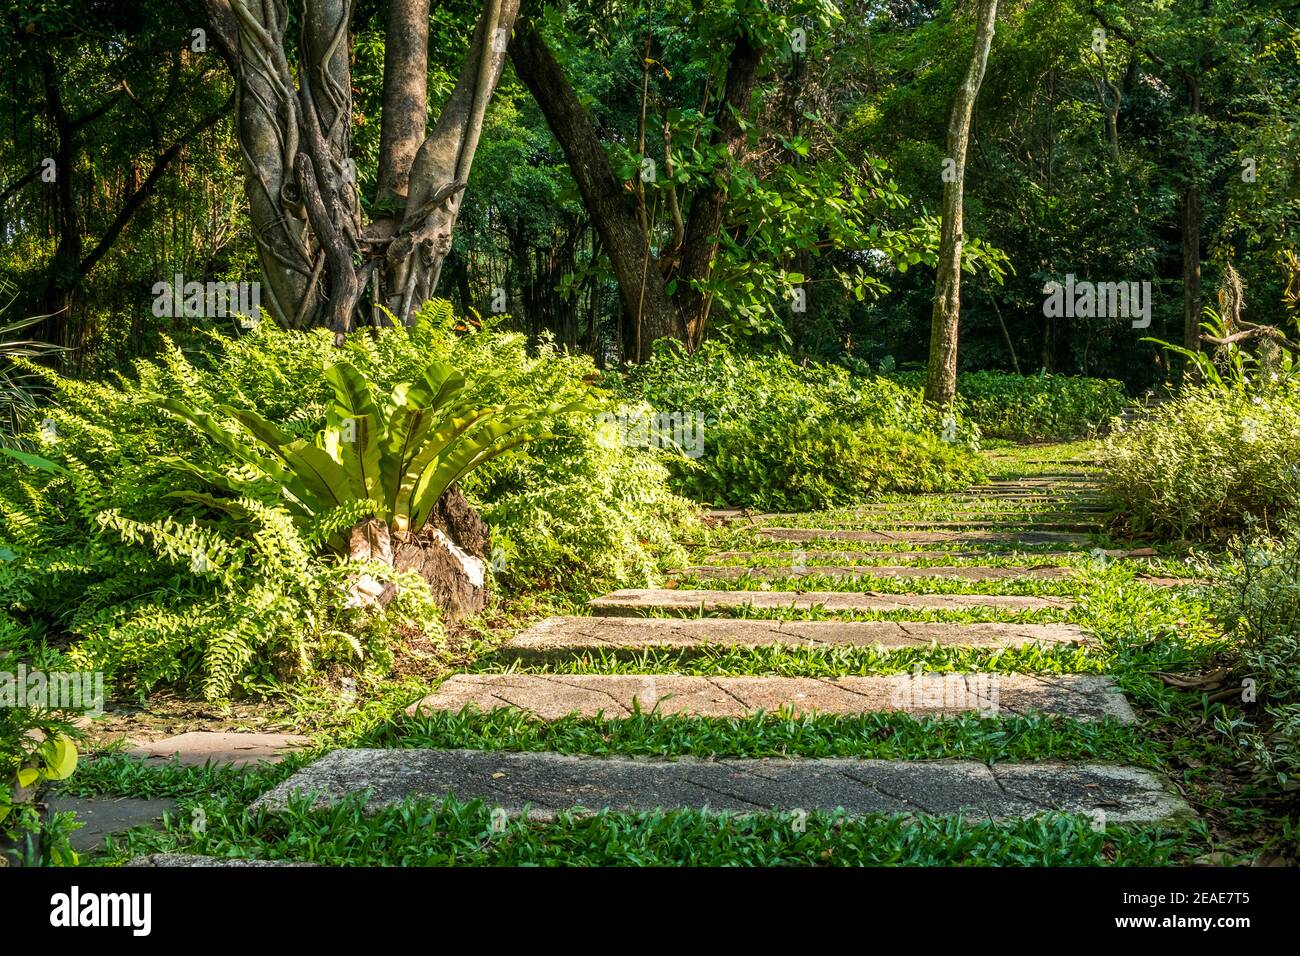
[52,438,1282,867]
[475,643,1112,677]
[692,552,1201,576]
[364,709,1158,765]
[670,570,1083,597]
[93,792,1209,867]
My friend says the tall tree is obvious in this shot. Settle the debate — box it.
[195,0,521,337]
[924,0,999,407]
[507,15,682,361]
[6,2,233,349]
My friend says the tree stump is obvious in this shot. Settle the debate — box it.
[345,486,491,623]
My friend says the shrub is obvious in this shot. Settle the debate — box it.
[891,370,1129,441]
[619,340,983,509]
[1212,524,1300,787]
[1098,386,1300,540]
[0,303,693,698]
[0,703,80,866]
[677,415,984,512]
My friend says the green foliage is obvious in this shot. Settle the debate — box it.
[0,303,694,698]
[690,415,984,512]
[1213,524,1300,786]
[0,707,80,865]
[1099,386,1300,540]
[160,353,590,552]
[0,279,64,443]
[1145,310,1300,393]
[619,340,983,509]
[892,371,1130,442]
[111,792,1189,867]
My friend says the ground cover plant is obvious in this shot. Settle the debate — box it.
[892,371,1130,441]
[619,340,985,509]
[0,304,694,701]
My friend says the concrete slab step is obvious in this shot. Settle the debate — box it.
[671,565,1195,587]
[46,796,179,854]
[127,854,313,867]
[759,520,1102,533]
[251,749,1191,823]
[704,549,1132,562]
[673,565,1077,582]
[127,732,311,768]
[406,672,1132,722]
[588,588,1073,615]
[755,528,1095,545]
[502,616,1087,659]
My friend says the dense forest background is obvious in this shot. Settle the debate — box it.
[2,0,1297,389]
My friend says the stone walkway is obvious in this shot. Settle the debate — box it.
[253,751,1189,824]
[50,732,307,854]
[267,451,1194,826]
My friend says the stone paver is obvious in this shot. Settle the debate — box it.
[128,854,313,867]
[127,731,311,768]
[503,616,1086,659]
[589,588,1072,615]
[764,522,1102,534]
[706,549,1138,562]
[755,528,1094,545]
[672,565,1196,587]
[406,672,1133,721]
[47,796,179,853]
[252,749,1190,823]
[674,564,1077,582]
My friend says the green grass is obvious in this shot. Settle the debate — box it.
[364,708,1159,764]
[481,643,1109,676]
[93,795,1204,866]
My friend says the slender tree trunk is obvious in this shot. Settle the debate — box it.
[507,16,680,361]
[923,0,998,408]
[1181,76,1203,366]
[376,0,429,208]
[672,32,763,349]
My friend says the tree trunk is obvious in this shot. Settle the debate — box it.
[208,0,520,335]
[1181,76,1203,369]
[923,0,998,408]
[346,486,490,623]
[672,32,763,350]
[508,16,680,361]
[376,0,429,208]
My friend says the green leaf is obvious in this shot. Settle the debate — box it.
[0,447,66,474]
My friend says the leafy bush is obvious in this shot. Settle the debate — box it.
[1213,525,1300,787]
[161,357,587,551]
[619,340,983,509]
[1,278,64,443]
[681,415,984,512]
[0,303,693,698]
[0,705,80,866]
[891,370,1129,441]
[1098,386,1300,540]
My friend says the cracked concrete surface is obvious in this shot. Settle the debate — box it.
[588,589,1073,615]
[404,673,1132,721]
[503,616,1087,660]
[251,750,1191,824]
